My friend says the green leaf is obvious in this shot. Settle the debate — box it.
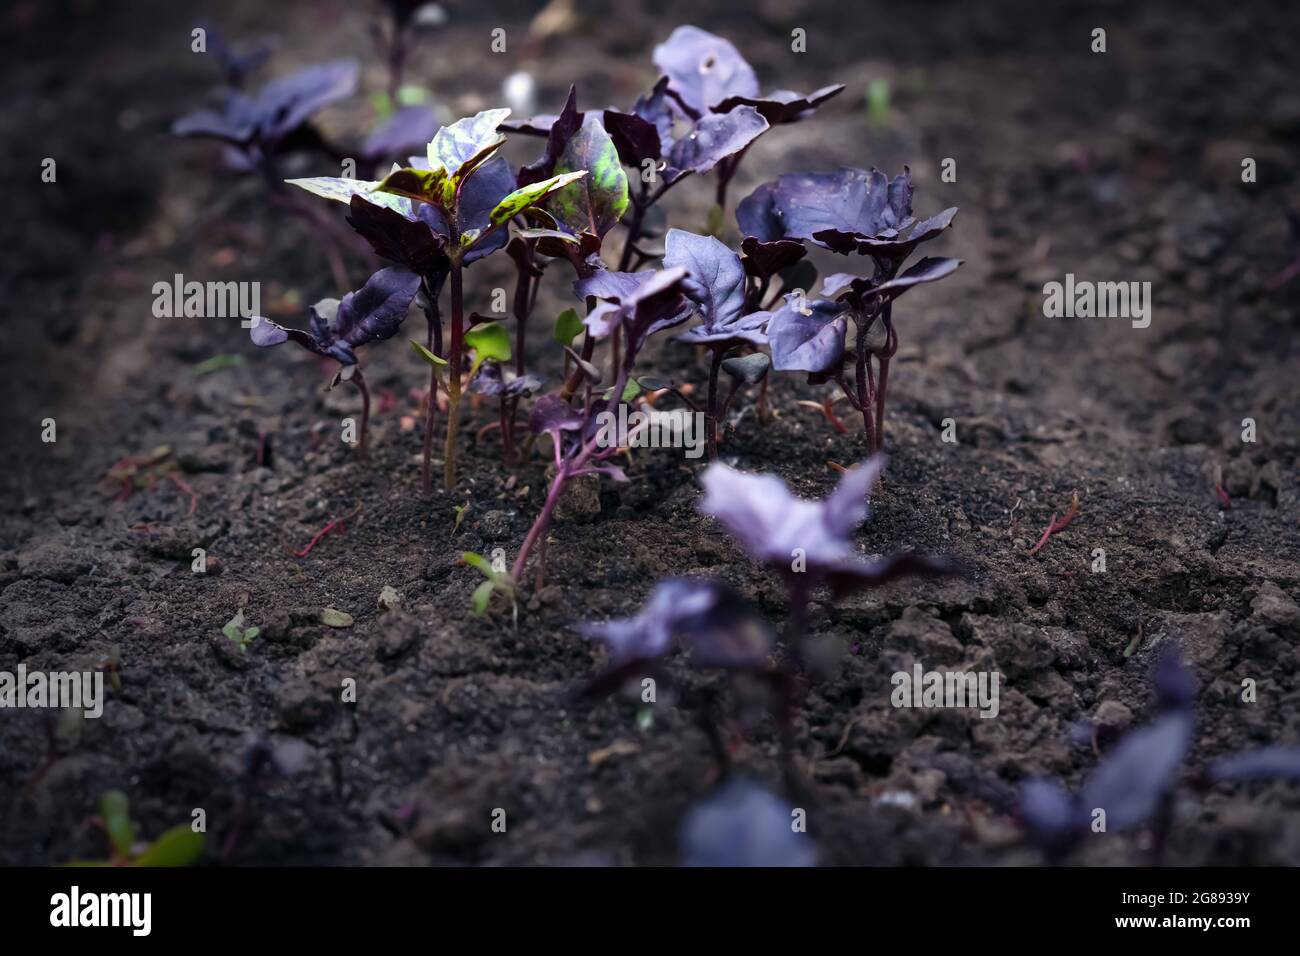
[375,166,454,209]
[465,322,511,365]
[867,78,891,127]
[489,171,587,226]
[461,551,494,577]
[396,84,430,106]
[287,176,409,214]
[470,579,495,616]
[193,354,245,376]
[320,608,354,628]
[242,626,261,642]
[410,339,447,366]
[133,826,205,868]
[554,308,583,347]
[428,108,511,181]
[100,790,136,858]
[221,610,245,644]
[605,378,642,402]
[547,114,629,239]
[516,227,579,245]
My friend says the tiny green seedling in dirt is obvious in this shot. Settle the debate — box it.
[222,609,260,653]
[462,551,517,624]
[68,790,205,867]
[451,502,470,534]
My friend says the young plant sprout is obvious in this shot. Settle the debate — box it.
[698,456,952,662]
[173,59,361,288]
[511,268,691,586]
[249,266,421,457]
[469,353,545,464]
[680,777,817,867]
[1019,648,1197,861]
[576,577,794,780]
[461,550,517,623]
[222,609,260,654]
[740,167,960,450]
[75,790,205,867]
[288,108,586,490]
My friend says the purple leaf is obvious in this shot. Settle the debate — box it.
[499,113,558,136]
[346,195,449,275]
[665,106,768,182]
[736,181,782,242]
[714,84,846,123]
[740,235,806,280]
[663,229,749,339]
[771,167,912,244]
[362,104,442,163]
[577,578,774,672]
[410,156,516,263]
[518,86,583,187]
[1208,746,1300,783]
[814,206,958,262]
[470,363,545,398]
[528,394,584,439]
[602,109,662,168]
[1078,712,1194,830]
[1152,645,1198,712]
[653,26,759,116]
[822,257,962,302]
[766,296,847,373]
[1018,779,1085,853]
[698,457,889,579]
[681,778,816,867]
[252,60,358,142]
[248,315,311,350]
[637,76,678,153]
[576,267,691,345]
[332,267,421,352]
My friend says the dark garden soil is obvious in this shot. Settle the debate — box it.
[2,0,1298,866]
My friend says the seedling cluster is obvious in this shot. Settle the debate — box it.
[168,18,1297,868]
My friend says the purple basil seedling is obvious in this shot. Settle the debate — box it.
[288,108,587,490]
[577,577,794,779]
[699,455,953,663]
[249,266,421,457]
[741,167,960,450]
[511,268,691,587]
[173,58,361,288]
[1019,648,1197,861]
